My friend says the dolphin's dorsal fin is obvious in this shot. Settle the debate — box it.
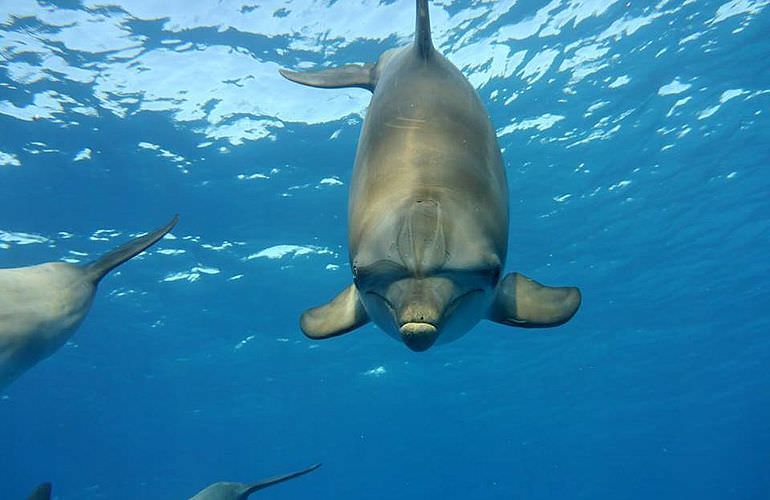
[239,463,322,497]
[301,285,370,339]
[27,482,52,500]
[279,64,376,92]
[84,215,178,284]
[415,0,434,59]
[488,273,581,328]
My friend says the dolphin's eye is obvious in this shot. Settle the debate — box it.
[355,260,409,287]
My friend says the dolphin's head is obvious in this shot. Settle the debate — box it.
[352,198,503,351]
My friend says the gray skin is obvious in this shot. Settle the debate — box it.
[27,482,51,500]
[24,463,319,500]
[281,0,580,351]
[0,216,178,389]
[190,463,321,500]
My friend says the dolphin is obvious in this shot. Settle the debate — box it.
[280,0,580,351]
[190,463,321,500]
[27,482,51,500]
[0,215,178,389]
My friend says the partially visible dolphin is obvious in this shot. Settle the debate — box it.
[0,215,178,389]
[27,482,51,500]
[190,463,321,500]
[280,0,581,351]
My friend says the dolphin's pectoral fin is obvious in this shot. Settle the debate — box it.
[84,215,179,284]
[300,285,370,339]
[242,463,321,496]
[279,64,376,92]
[488,273,581,328]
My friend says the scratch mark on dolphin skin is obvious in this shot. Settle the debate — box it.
[386,116,428,129]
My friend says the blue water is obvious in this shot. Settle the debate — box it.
[2,0,769,498]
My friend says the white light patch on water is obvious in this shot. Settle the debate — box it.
[0,230,49,245]
[608,180,632,191]
[325,264,340,271]
[720,88,748,103]
[73,148,92,162]
[93,46,370,143]
[234,335,255,350]
[319,177,344,187]
[519,48,560,84]
[155,249,186,256]
[204,117,284,146]
[559,43,610,84]
[89,229,121,242]
[498,114,565,136]
[246,245,334,260]
[202,241,242,251]
[608,75,630,88]
[138,142,190,173]
[452,41,526,88]
[497,0,558,41]
[0,151,21,167]
[553,194,572,202]
[364,366,387,377]
[598,11,662,41]
[0,90,69,121]
[698,105,721,119]
[666,96,692,117]
[228,274,244,281]
[658,79,691,96]
[329,129,342,140]
[162,265,219,283]
[708,0,770,25]
[237,173,270,181]
[679,32,703,45]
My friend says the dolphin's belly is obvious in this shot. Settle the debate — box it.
[349,50,508,255]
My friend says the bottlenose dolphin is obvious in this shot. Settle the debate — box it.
[27,482,51,500]
[190,463,321,499]
[280,0,580,351]
[0,216,178,389]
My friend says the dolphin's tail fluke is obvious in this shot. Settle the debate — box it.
[27,482,52,500]
[241,463,321,497]
[84,215,179,284]
[416,0,434,59]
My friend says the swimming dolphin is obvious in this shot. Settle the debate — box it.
[280,0,580,351]
[27,482,51,500]
[190,463,321,499]
[0,215,178,389]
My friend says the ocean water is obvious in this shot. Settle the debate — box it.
[1,0,769,498]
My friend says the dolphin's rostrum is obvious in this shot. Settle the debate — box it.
[281,0,581,351]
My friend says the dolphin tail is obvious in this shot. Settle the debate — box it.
[84,215,179,284]
[240,463,322,497]
[488,273,581,328]
[27,482,52,500]
[416,0,434,59]
[279,64,376,92]
[300,284,370,339]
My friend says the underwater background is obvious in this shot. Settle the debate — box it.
[1,0,769,498]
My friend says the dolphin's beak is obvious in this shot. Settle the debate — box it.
[399,322,438,351]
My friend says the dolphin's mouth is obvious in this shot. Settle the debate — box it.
[399,322,438,352]
[366,288,483,351]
